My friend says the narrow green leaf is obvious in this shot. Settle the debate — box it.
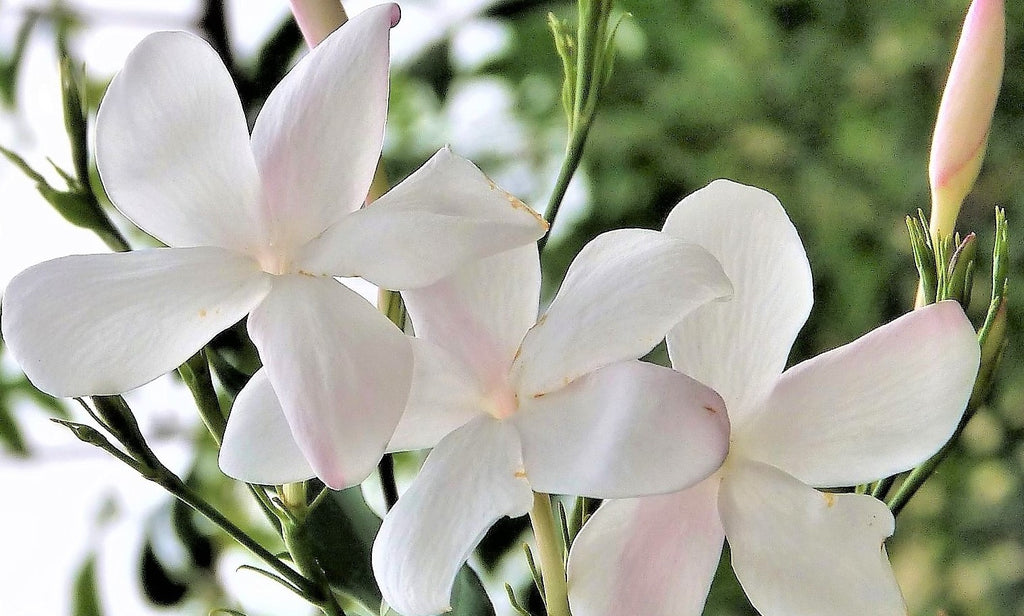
[0,400,28,456]
[71,555,104,616]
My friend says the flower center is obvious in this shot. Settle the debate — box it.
[257,245,293,276]
[483,385,519,420]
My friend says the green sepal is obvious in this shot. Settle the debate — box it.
[523,542,545,601]
[505,583,534,616]
[945,232,977,305]
[906,212,937,304]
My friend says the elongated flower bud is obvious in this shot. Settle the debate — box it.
[928,0,1004,239]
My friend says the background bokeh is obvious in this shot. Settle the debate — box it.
[0,1,1021,615]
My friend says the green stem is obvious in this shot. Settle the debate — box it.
[537,117,594,254]
[529,492,570,616]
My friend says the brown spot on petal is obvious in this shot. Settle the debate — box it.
[703,405,718,414]
[823,492,836,508]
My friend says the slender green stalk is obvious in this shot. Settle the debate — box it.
[537,121,592,254]
[529,492,570,616]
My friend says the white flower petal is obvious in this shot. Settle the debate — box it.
[372,417,533,616]
[1,248,271,397]
[96,32,263,252]
[567,479,724,616]
[719,459,906,616]
[387,338,487,452]
[664,179,812,425]
[220,368,315,484]
[250,4,395,249]
[737,301,979,488]
[247,275,412,490]
[514,360,729,498]
[512,229,731,398]
[298,148,549,288]
[401,244,540,389]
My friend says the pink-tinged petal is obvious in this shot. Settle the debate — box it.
[299,148,548,288]
[663,179,812,427]
[929,0,1005,238]
[220,369,315,484]
[514,360,729,498]
[737,301,979,488]
[96,32,263,252]
[373,417,533,616]
[401,244,540,390]
[1,248,271,397]
[250,4,395,250]
[567,479,724,616]
[387,338,487,452]
[247,275,412,490]
[719,459,906,616]
[511,229,731,398]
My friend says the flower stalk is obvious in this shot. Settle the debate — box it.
[529,492,571,616]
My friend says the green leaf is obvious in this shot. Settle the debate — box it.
[0,400,28,456]
[72,556,104,616]
[448,566,496,616]
[306,485,382,608]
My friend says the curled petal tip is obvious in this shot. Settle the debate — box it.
[389,3,402,28]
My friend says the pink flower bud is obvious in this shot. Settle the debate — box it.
[929,0,1004,239]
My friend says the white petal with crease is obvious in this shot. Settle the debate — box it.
[737,301,979,487]
[719,459,906,616]
[512,229,731,398]
[567,478,724,616]
[247,275,412,490]
[387,338,487,452]
[250,4,395,249]
[96,32,263,252]
[299,148,548,288]
[1,248,271,397]
[402,245,540,389]
[664,179,812,425]
[220,369,315,484]
[515,360,729,498]
[373,417,533,616]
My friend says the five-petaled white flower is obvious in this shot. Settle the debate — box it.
[0,3,548,490]
[566,180,980,616]
[366,227,738,616]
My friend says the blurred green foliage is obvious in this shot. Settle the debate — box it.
[0,0,1021,615]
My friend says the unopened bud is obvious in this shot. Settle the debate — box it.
[928,0,1004,239]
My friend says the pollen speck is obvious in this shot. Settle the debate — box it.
[823,492,836,508]
[198,309,207,318]
[514,468,527,479]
